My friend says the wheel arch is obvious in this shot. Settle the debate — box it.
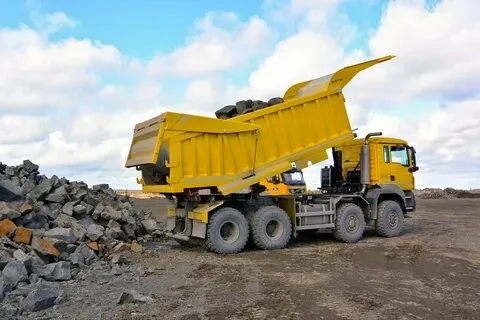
[365,184,407,219]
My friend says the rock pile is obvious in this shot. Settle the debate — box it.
[215,97,284,119]
[0,160,161,312]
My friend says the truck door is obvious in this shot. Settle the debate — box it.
[389,145,413,191]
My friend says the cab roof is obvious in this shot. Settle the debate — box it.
[341,136,409,147]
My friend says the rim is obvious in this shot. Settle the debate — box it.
[387,212,399,229]
[219,221,240,243]
[265,219,284,240]
[346,214,359,233]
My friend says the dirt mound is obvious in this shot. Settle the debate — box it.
[415,188,480,199]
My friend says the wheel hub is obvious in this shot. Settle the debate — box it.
[347,215,359,232]
[388,212,398,229]
[219,221,240,244]
[265,219,284,240]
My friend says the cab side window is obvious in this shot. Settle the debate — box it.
[383,146,390,163]
[390,146,409,166]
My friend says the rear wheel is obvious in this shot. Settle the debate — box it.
[251,206,292,250]
[205,207,249,254]
[333,203,365,243]
[375,200,404,237]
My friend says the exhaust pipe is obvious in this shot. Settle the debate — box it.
[360,132,382,194]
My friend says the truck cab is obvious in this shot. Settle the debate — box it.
[260,167,306,197]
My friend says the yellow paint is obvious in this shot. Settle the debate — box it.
[187,201,225,223]
[125,55,395,196]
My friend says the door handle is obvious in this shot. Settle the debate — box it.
[390,175,395,181]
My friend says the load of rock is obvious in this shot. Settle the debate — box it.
[0,160,161,313]
[215,97,284,119]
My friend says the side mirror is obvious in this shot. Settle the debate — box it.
[408,166,419,172]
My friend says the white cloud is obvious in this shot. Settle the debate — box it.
[0,25,134,110]
[0,115,51,144]
[147,12,275,78]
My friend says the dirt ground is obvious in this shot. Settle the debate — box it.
[23,198,480,320]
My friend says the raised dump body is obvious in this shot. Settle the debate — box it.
[125,55,394,196]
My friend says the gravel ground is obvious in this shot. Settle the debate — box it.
[10,198,480,320]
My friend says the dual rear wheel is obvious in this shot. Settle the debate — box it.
[205,205,292,254]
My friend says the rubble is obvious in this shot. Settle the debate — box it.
[215,96,285,119]
[0,159,161,312]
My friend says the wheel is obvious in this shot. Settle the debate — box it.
[375,200,404,237]
[251,206,292,250]
[333,203,365,243]
[205,207,249,254]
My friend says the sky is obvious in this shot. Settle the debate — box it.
[1,0,479,191]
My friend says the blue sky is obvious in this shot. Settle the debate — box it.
[1,0,479,190]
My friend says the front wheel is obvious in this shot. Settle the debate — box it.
[375,200,404,237]
[333,203,365,243]
[205,207,249,254]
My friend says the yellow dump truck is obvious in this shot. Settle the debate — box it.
[125,55,419,254]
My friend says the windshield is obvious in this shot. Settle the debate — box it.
[281,171,305,186]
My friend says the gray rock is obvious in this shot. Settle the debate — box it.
[86,224,105,242]
[29,179,54,201]
[141,218,159,233]
[117,290,154,304]
[92,203,105,220]
[29,273,39,284]
[78,216,95,229]
[5,166,16,177]
[101,206,123,221]
[0,248,14,270]
[0,201,21,220]
[21,282,59,312]
[84,194,100,207]
[73,188,88,200]
[2,260,28,288]
[31,262,71,281]
[52,214,86,242]
[106,220,127,241]
[103,188,117,199]
[0,301,18,318]
[69,244,97,266]
[0,276,13,300]
[73,204,87,218]
[268,97,284,105]
[93,184,109,191]
[13,249,45,273]
[45,228,77,244]
[40,204,57,220]
[10,176,21,187]
[62,201,75,216]
[0,179,23,201]
[15,211,48,230]
[122,224,136,239]
[45,186,68,203]
[21,179,36,194]
[23,160,39,173]
[84,204,94,216]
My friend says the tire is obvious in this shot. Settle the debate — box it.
[205,207,249,254]
[251,206,292,250]
[333,203,365,243]
[375,200,404,237]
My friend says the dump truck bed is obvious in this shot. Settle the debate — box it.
[125,56,394,195]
